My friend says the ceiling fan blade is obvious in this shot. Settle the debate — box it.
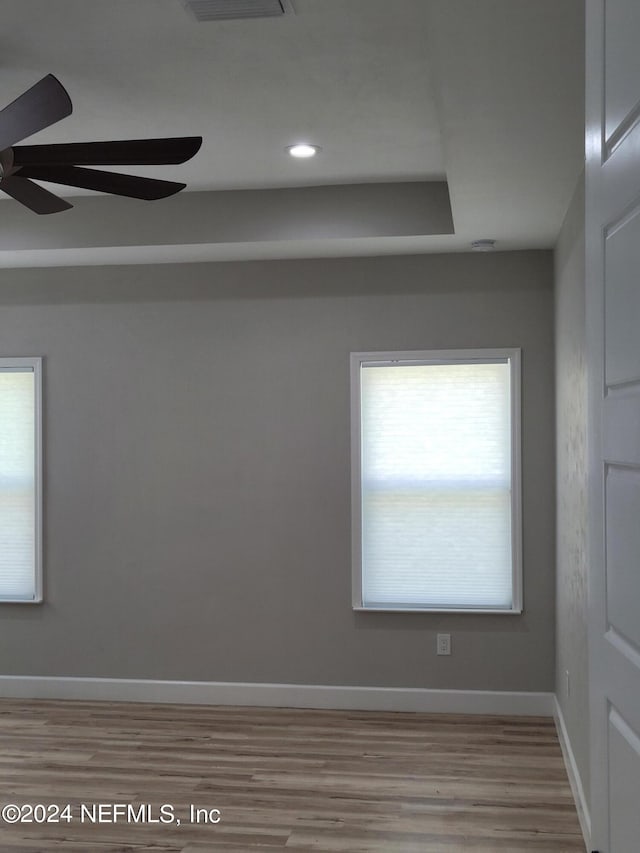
[0,75,72,152]
[16,165,186,200]
[0,175,72,214]
[12,136,203,167]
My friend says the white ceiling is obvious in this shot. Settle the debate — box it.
[0,0,584,267]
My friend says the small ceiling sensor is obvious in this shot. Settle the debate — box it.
[471,239,496,251]
[287,143,320,159]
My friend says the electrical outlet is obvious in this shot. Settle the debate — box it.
[436,633,451,655]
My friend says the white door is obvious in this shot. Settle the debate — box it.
[586,1,640,851]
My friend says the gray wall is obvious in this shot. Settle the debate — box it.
[0,251,555,691]
[554,177,590,802]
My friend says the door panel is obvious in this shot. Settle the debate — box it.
[603,0,640,147]
[603,394,640,465]
[608,708,640,853]
[605,466,640,653]
[604,205,640,385]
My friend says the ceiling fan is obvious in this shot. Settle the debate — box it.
[0,74,202,214]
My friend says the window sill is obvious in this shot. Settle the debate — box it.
[353,606,523,615]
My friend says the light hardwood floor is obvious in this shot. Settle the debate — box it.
[0,699,584,852]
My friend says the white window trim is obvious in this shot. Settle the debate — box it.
[350,348,522,614]
[0,356,43,604]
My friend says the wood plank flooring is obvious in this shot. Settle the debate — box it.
[0,699,584,852]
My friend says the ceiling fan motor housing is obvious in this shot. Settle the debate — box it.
[0,147,15,179]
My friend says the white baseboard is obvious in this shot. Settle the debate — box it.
[0,675,554,716]
[554,696,591,852]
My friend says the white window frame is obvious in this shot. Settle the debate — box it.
[351,348,522,614]
[0,357,43,603]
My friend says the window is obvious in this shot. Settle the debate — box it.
[351,349,521,613]
[0,358,42,602]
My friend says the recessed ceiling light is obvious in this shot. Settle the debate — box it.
[471,239,496,251]
[287,144,320,159]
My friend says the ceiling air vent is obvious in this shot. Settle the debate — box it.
[185,0,294,22]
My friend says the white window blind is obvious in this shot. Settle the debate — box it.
[0,358,42,602]
[351,349,521,613]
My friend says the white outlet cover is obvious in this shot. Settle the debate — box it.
[437,633,451,655]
